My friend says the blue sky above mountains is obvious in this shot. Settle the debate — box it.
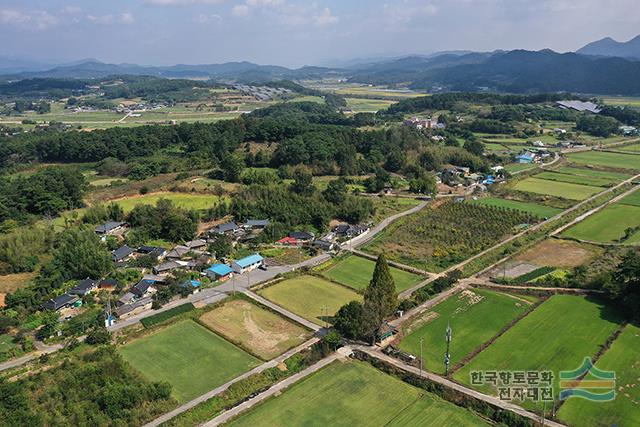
[2,0,639,67]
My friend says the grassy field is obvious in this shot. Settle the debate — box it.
[258,275,361,324]
[369,197,421,223]
[399,289,533,374]
[119,320,259,403]
[620,189,640,207]
[557,323,640,427]
[227,361,489,427]
[199,299,311,360]
[513,177,602,200]
[322,255,423,292]
[345,97,396,113]
[0,334,16,354]
[111,192,223,212]
[363,202,535,272]
[504,163,537,174]
[562,203,640,243]
[601,96,640,107]
[333,86,424,99]
[534,171,617,187]
[565,151,640,170]
[471,197,562,218]
[455,296,623,406]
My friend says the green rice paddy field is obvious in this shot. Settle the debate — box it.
[321,255,423,292]
[614,143,640,153]
[227,361,489,427]
[562,203,640,244]
[119,320,259,403]
[454,296,623,407]
[534,171,617,187]
[553,166,631,182]
[513,177,602,200]
[471,197,561,218]
[258,275,361,324]
[557,324,640,427]
[399,289,533,374]
[111,192,223,212]
[566,151,640,170]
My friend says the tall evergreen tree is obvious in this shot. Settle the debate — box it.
[362,254,397,342]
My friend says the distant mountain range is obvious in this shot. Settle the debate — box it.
[577,35,640,59]
[3,36,640,95]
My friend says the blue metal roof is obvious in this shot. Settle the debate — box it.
[207,263,233,276]
[235,254,264,268]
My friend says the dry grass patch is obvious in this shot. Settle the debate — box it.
[199,299,311,360]
[514,239,601,268]
[0,271,37,294]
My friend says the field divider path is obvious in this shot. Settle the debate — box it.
[355,345,566,427]
[202,350,347,427]
[144,336,321,427]
[550,183,640,237]
[389,283,467,328]
[242,290,323,332]
[462,278,604,294]
[349,249,433,276]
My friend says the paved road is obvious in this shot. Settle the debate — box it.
[355,346,565,427]
[144,336,321,427]
[203,349,348,426]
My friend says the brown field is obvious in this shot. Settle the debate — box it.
[0,271,37,294]
[199,299,311,360]
[0,293,5,308]
[514,239,600,268]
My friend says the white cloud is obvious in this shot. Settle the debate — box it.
[313,7,337,26]
[87,14,114,24]
[195,13,222,23]
[232,4,250,16]
[120,13,136,24]
[145,0,225,5]
[246,0,284,6]
[0,9,59,31]
[62,6,82,14]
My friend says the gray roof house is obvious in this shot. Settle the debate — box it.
[212,222,239,234]
[166,245,191,259]
[68,278,98,296]
[42,294,79,311]
[244,219,270,229]
[95,221,126,235]
[112,245,135,262]
[185,239,207,250]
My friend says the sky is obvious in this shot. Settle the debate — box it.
[1,0,640,68]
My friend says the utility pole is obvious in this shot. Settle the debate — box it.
[419,337,424,376]
[444,322,452,376]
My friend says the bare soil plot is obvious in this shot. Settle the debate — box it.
[514,239,601,268]
[0,271,37,294]
[199,299,311,360]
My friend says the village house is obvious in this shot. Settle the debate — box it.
[312,239,338,251]
[243,219,270,230]
[333,224,370,239]
[205,263,234,281]
[166,245,192,259]
[42,294,79,311]
[211,221,239,235]
[277,236,300,246]
[231,254,264,274]
[131,279,157,298]
[116,297,153,319]
[95,221,127,235]
[68,278,98,297]
[112,245,135,263]
[288,231,315,243]
[137,246,167,260]
[185,239,207,251]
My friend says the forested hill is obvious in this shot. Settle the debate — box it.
[348,50,640,95]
